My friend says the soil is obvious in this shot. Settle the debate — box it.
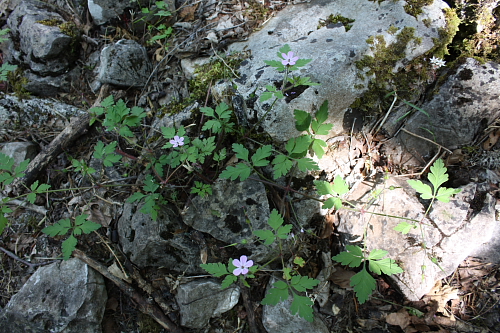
[1,0,500,332]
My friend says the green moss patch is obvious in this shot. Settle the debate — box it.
[318,14,355,32]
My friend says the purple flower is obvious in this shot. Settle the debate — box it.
[233,255,254,276]
[281,51,299,66]
[169,135,184,147]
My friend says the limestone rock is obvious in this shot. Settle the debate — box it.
[97,39,152,88]
[0,142,38,166]
[337,177,496,301]
[87,0,131,25]
[182,176,273,262]
[175,279,240,329]
[387,58,500,160]
[262,277,329,333]
[229,0,449,142]
[118,201,203,272]
[0,259,107,333]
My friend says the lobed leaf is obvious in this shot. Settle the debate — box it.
[315,100,329,124]
[369,258,404,275]
[311,139,327,159]
[291,275,319,292]
[332,245,363,267]
[42,218,72,237]
[251,145,272,167]
[221,274,238,289]
[428,159,448,190]
[294,109,312,131]
[276,224,292,239]
[61,235,78,260]
[393,221,417,234]
[254,229,275,245]
[261,281,289,306]
[290,294,315,322]
[296,158,319,172]
[351,267,376,304]
[268,209,284,230]
[219,163,252,181]
[272,155,293,179]
[435,187,461,203]
[407,179,433,199]
[200,262,229,277]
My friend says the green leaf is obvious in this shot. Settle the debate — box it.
[291,275,320,292]
[26,192,36,204]
[143,175,159,193]
[394,221,417,234]
[268,209,284,230]
[332,175,349,195]
[435,187,461,203]
[407,179,433,199]
[219,163,252,181]
[127,192,146,203]
[296,158,319,172]
[313,123,333,136]
[322,197,342,210]
[276,224,292,239]
[221,274,238,289]
[260,91,274,102]
[428,159,448,190]
[294,256,306,267]
[200,262,229,277]
[161,126,176,139]
[332,245,364,267]
[315,100,329,124]
[42,218,72,237]
[290,294,315,322]
[314,180,335,196]
[215,102,231,119]
[369,257,403,275]
[261,281,289,305]
[272,155,293,179]
[311,139,327,159]
[254,229,275,245]
[0,214,8,235]
[368,249,388,260]
[286,135,312,155]
[251,145,272,167]
[351,267,376,304]
[232,143,249,162]
[288,58,313,71]
[79,220,101,234]
[263,60,285,72]
[61,235,78,260]
[278,44,291,55]
[294,109,312,131]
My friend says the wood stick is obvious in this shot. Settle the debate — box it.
[73,249,184,333]
[9,85,111,196]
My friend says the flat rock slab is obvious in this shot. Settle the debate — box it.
[229,0,448,142]
[337,177,496,301]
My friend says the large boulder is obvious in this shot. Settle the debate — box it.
[228,0,450,142]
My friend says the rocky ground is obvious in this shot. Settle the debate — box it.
[1,0,500,332]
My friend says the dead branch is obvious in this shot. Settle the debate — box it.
[73,249,184,333]
[8,85,111,196]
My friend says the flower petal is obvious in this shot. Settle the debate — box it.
[233,258,241,267]
[241,267,249,275]
[233,267,243,276]
[244,259,254,268]
[239,255,248,265]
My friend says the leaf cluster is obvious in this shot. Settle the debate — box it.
[94,141,122,167]
[0,153,29,186]
[42,214,101,260]
[332,245,403,304]
[263,44,313,72]
[200,102,235,134]
[314,175,349,209]
[261,275,319,322]
[89,96,146,137]
[126,174,165,220]
[254,209,292,245]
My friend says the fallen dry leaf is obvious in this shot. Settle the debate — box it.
[329,266,355,289]
[178,3,198,21]
[423,280,459,315]
[386,310,410,329]
[320,213,336,238]
[483,129,500,150]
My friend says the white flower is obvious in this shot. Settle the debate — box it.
[430,56,446,69]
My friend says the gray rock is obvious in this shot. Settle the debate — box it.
[228,0,449,142]
[387,58,500,160]
[337,176,496,301]
[182,176,274,262]
[24,69,76,96]
[118,201,203,272]
[97,39,152,88]
[262,277,329,333]
[0,94,85,132]
[87,0,131,25]
[0,142,38,166]
[175,279,240,329]
[1,259,107,333]
[7,0,73,75]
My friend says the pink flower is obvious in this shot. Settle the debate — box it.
[169,135,184,147]
[233,255,254,276]
[281,51,299,66]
